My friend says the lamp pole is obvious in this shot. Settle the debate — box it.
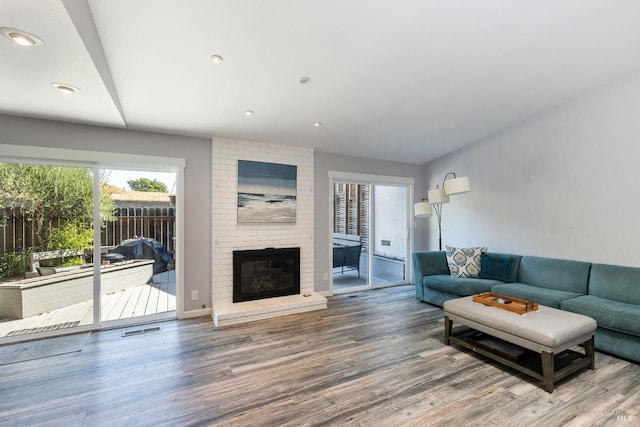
[433,202,443,251]
[432,173,456,251]
[415,171,471,251]
[433,203,442,250]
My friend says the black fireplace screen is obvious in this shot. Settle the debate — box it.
[233,247,300,302]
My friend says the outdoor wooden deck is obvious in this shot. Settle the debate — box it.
[0,270,176,338]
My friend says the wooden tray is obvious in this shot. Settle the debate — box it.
[472,292,539,314]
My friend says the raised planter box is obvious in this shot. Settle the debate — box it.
[0,260,154,319]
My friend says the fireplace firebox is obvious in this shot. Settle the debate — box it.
[233,247,300,303]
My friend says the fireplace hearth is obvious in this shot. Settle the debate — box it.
[233,247,300,303]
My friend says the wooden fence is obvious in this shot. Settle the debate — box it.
[102,207,176,255]
[0,208,59,254]
[0,207,175,256]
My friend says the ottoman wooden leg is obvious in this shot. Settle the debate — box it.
[444,315,452,345]
[542,351,555,393]
[584,336,595,370]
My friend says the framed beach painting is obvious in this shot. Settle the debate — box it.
[237,160,297,223]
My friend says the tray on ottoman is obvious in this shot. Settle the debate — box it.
[472,292,538,314]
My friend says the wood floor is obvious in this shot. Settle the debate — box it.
[0,285,638,426]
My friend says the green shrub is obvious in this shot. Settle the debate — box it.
[0,250,31,279]
[47,223,93,251]
[46,223,93,267]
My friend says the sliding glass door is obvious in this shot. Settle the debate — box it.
[99,168,177,326]
[330,173,413,293]
[332,182,369,289]
[371,184,408,286]
[0,157,180,343]
[0,162,99,338]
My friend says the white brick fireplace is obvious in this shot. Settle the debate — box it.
[211,137,327,326]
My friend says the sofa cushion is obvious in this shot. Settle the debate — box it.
[445,246,487,278]
[425,274,502,296]
[478,253,518,283]
[491,283,583,309]
[562,295,640,336]
[588,264,640,305]
[517,256,590,294]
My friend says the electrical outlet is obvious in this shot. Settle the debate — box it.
[191,290,198,301]
[323,272,329,280]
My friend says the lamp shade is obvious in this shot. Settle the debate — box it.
[428,188,449,204]
[414,201,433,217]
[444,176,470,195]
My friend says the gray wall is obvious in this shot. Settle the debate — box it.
[0,114,212,312]
[0,114,427,308]
[17,67,630,302]
[314,151,427,293]
[423,71,640,267]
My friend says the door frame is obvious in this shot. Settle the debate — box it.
[328,171,415,295]
[0,144,185,343]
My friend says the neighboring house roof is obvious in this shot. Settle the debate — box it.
[108,188,175,210]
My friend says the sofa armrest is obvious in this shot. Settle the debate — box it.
[413,251,449,282]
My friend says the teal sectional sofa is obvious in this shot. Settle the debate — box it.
[413,250,640,363]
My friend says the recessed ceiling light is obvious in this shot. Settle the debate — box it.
[245,110,254,116]
[0,27,44,47]
[51,83,80,94]
[314,122,322,127]
[210,55,224,64]
[299,76,310,84]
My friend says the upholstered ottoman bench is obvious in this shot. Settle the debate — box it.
[443,295,597,392]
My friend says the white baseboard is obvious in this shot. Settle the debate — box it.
[180,307,212,319]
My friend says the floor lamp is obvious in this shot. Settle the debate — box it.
[414,172,471,250]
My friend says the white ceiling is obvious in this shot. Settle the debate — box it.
[2,0,640,165]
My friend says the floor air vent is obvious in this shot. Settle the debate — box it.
[122,326,162,337]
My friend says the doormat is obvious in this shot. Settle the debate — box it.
[0,332,91,365]
[5,321,81,337]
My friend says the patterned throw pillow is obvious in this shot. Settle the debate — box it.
[445,245,488,278]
